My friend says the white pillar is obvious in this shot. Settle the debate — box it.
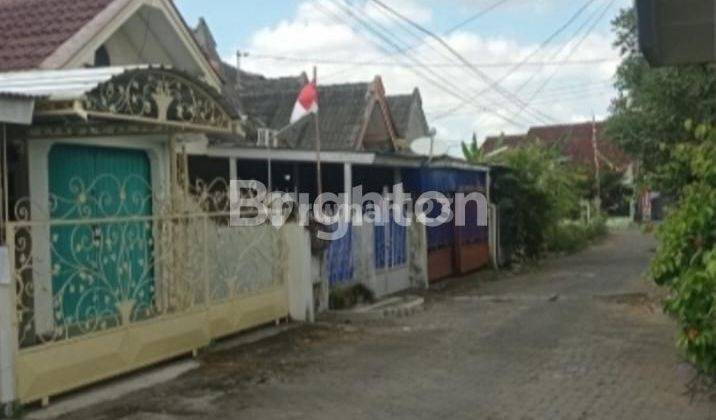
[229,157,237,182]
[343,163,352,207]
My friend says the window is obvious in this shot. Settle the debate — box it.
[94,46,111,67]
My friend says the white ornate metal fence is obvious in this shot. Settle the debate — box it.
[5,176,288,403]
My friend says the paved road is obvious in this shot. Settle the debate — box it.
[52,229,714,419]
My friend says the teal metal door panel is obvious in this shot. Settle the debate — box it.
[49,144,155,329]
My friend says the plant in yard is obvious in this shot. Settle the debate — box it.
[607,6,716,377]
[470,141,584,259]
[547,218,608,255]
[462,132,491,164]
[650,123,716,375]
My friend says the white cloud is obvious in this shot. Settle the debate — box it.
[234,0,622,156]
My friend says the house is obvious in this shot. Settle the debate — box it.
[0,0,302,408]
[187,19,438,305]
[483,122,636,217]
[385,89,492,283]
[187,70,424,305]
[0,2,494,408]
[483,122,632,174]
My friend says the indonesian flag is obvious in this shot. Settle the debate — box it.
[290,82,318,124]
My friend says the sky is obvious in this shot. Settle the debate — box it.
[176,0,632,155]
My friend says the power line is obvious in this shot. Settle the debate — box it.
[430,0,598,122]
[430,84,616,119]
[323,0,539,128]
[427,80,614,117]
[367,0,558,125]
[519,0,619,113]
[316,0,533,129]
[322,0,515,81]
[247,53,619,68]
[464,1,617,130]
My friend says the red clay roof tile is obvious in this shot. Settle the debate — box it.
[483,122,632,173]
[0,0,115,71]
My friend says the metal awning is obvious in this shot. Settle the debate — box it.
[0,93,36,125]
[0,66,241,134]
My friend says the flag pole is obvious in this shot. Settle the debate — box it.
[314,66,323,201]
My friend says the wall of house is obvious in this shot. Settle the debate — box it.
[103,26,174,67]
[362,104,393,152]
[62,2,218,87]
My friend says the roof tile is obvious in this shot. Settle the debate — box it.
[0,0,115,71]
[483,122,632,172]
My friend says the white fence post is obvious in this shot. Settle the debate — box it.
[0,230,18,411]
[283,224,314,322]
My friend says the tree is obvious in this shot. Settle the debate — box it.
[607,8,716,196]
[609,8,716,377]
[469,141,583,258]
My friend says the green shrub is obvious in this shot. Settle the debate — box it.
[485,143,585,259]
[329,284,375,310]
[650,123,716,375]
[547,219,608,255]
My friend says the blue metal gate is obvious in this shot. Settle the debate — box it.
[326,223,354,285]
[374,215,407,270]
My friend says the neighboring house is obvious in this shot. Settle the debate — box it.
[188,70,419,304]
[0,0,300,408]
[483,121,635,217]
[481,133,526,157]
[386,90,492,282]
[188,19,430,304]
[483,122,632,174]
[387,88,430,146]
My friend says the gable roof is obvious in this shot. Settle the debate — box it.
[482,122,632,172]
[481,133,526,153]
[241,81,373,151]
[235,76,396,152]
[0,0,116,71]
[527,122,631,172]
[387,88,429,141]
[0,0,222,87]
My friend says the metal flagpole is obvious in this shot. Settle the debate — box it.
[313,66,323,200]
[1,124,6,236]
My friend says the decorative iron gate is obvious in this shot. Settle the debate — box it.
[7,165,288,403]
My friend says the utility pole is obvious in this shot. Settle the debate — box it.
[236,50,248,87]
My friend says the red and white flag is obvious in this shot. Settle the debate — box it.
[290,82,318,124]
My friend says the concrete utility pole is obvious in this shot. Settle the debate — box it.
[236,50,249,87]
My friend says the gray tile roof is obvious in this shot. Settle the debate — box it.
[387,94,413,138]
[386,88,429,141]
[239,81,375,151]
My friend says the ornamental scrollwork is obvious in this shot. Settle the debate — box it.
[83,69,234,131]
